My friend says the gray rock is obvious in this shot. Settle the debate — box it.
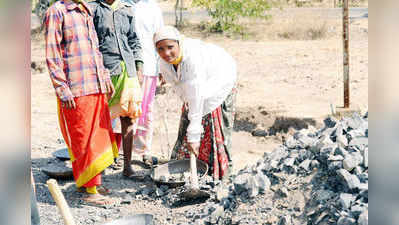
[141,186,155,196]
[160,185,169,192]
[324,117,337,128]
[349,137,368,148]
[155,188,164,197]
[337,134,348,148]
[284,157,295,167]
[255,173,271,193]
[314,189,334,203]
[310,160,320,169]
[216,186,229,201]
[270,160,279,170]
[337,169,361,190]
[335,147,348,157]
[277,187,289,198]
[251,129,268,137]
[358,173,368,183]
[209,205,224,224]
[348,129,366,139]
[328,161,343,172]
[343,152,363,171]
[358,210,368,225]
[299,159,311,171]
[233,174,249,194]
[363,148,368,168]
[337,216,356,225]
[298,149,311,162]
[247,176,260,198]
[311,135,334,153]
[351,204,366,218]
[357,183,368,191]
[339,193,355,209]
[285,136,298,149]
[278,215,291,225]
[353,166,363,175]
[298,135,315,149]
[328,155,344,161]
[345,113,364,130]
[269,147,289,163]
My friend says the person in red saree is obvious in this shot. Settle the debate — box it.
[44,0,118,206]
[154,26,237,180]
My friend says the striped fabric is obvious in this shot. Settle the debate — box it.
[45,0,111,101]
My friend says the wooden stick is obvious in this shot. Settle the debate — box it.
[47,179,76,225]
[190,152,199,190]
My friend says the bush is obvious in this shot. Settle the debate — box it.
[192,0,272,33]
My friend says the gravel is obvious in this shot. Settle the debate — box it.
[32,112,368,224]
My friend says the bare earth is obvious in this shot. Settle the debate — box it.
[31,4,367,224]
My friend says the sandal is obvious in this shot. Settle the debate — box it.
[77,186,112,195]
[82,194,116,207]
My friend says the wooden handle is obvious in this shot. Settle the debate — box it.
[47,179,76,225]
[190,152,199,190]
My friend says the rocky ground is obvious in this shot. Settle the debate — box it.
[31,3,368,225]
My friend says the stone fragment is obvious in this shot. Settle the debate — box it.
[285,136,298,149]
[358,210,368,225]
[216,186,229,201]
[209,205,224,224]
[337,216,356,225]
[339,193,355,209]
[363,148,368,168]
[349,137,368,149]
[284,157,295,167]
[255,173,271,193]
[328,155,344,161]
[251,129,268,137]
[337,169,361,190]
[277,187,289,198]
[323,117,337,128]
[233,174,249,195]
[351,204,366,218]
[310,160,320,169]
[299,159,311,171]
[343,152,363,171]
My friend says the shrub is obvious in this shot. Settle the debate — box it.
[192,0,272,33]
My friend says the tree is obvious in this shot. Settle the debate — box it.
[192,0,271,33]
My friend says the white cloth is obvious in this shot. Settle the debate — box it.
[153,25,181,44]
[131,0,164,76]
[159,38,237,143]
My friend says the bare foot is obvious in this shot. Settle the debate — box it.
[123,169,146,180]
[82,194,116,207]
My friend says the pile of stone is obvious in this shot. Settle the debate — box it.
[134,112,368,225]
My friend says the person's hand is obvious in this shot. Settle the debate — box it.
[137,69,144,86]
[187,142,200,157]
[159,73,166,87]
[106,79,115,100]
[61,98,76,109]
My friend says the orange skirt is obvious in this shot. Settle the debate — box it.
[57,94,118,188]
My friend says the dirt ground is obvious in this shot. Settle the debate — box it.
[30,2,367,224]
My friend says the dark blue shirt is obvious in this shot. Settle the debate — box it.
[89,0,143,77]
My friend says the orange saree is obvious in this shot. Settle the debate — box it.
[57,94,118,188]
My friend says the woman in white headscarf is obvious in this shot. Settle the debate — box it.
[154,26,237,180]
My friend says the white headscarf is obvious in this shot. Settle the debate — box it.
[153,26,181,45]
